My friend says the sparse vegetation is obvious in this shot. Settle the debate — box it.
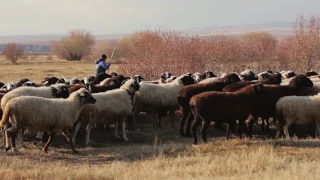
[51,29,95,61]
[2,43,24,64]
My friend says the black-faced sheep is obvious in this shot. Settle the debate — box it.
[90,73,112,85]
[239,70,258,81]
[42,77,59,86]
[178,73,241,136]
[190,84,266,144]
[0,88,96,153]
[306,71,318,77]
[0,82,4,88]
[280,70,296,79]
[201,71,216,80]
[88,75,128,93]
[72,79,140,146]
[192,72,202,83]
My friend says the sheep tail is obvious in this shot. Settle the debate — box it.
[0,107,10,126]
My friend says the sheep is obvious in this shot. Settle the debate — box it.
[162,72,172,79]
[222,73,282,92]
[0,82,15,93]
[110,72,118,77]
[80,76,95,85]
[72,79,140,146]
[90,73,112,85]
[0,84,70,147]
[239,70,258,81]
[281,70,296,79]
[198,77,220,84]
[133,75,144,83]
[221,74,313,136]
[133,74,195,128]
[0,88,96,153]
[306,71,318,77]
[0,82,4,88]
[42,77,59,86]
[178,73,241,136]
[201,71,216,80]
[275,94,320,139]
[88,75,128,93]
[192,72,202,83]
[165,76,177,83]
[258,71,273,81]
[190,84,266,144]
[250,75,314,134]
[70,77,80,85]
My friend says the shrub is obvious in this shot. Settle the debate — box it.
[51,29,95,61]
[3,43,24,64]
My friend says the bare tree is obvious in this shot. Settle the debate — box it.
[51,29,95,61]
[3,43,24,64]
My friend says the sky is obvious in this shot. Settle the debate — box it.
[0,0,319,35]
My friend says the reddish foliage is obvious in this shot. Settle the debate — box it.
[118,14,320,80]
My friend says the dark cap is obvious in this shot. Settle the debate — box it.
[101,54,107,59]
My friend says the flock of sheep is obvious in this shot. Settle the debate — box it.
[0,69,320,153]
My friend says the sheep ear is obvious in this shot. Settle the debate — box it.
[79,92,85,97]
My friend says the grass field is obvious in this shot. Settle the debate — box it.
[0,56,320,179]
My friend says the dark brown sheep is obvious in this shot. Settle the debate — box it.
[88,75,128,93]
[190,84,266,144]
[178,73,241,137]
[249,75,314,135]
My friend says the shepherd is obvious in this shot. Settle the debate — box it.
[95,54,111,76]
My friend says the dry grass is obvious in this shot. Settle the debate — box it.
[0,57,320,179]
[0,55,119,83]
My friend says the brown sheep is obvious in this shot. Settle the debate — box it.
[190,84,266,144]
[178,73,241,137]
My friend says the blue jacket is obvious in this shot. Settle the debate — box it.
[95,58,111,76]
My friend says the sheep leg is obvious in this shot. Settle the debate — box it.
[316,123,320,138]
[201,121,210,143]
[238,120,245,139]
[61,129,77,154]
[85,122,95,146]
[17,130,26,148]
[225,122,235,140]
[156,114,162,128]
[72,121,82,146]
[283,124,290,140]
[126,115,134,131]
[169,110,176,128]
[42,132,56,153]
[5,127,18,152]
[121,118,128,141]
[275,121,283,139]
[185,114,194,137]
[261,119,266,131]
[179,109,189,136]
[246,117,254,138]
[192,117,202,144]
[1,123,10,147]
[115,122,120,139]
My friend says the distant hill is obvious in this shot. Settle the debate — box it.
[0,44,50,53]
[185,21,294,38]
[0,21,295,53]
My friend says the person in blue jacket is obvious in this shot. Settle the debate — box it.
[95,54,111,76]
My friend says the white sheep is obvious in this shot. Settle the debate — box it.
[0,84,70,147]
[275,94,320,139]
[72,79,140,146]
[133,74,195,127]
[0,88,96,153]
[165,76,177,83]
